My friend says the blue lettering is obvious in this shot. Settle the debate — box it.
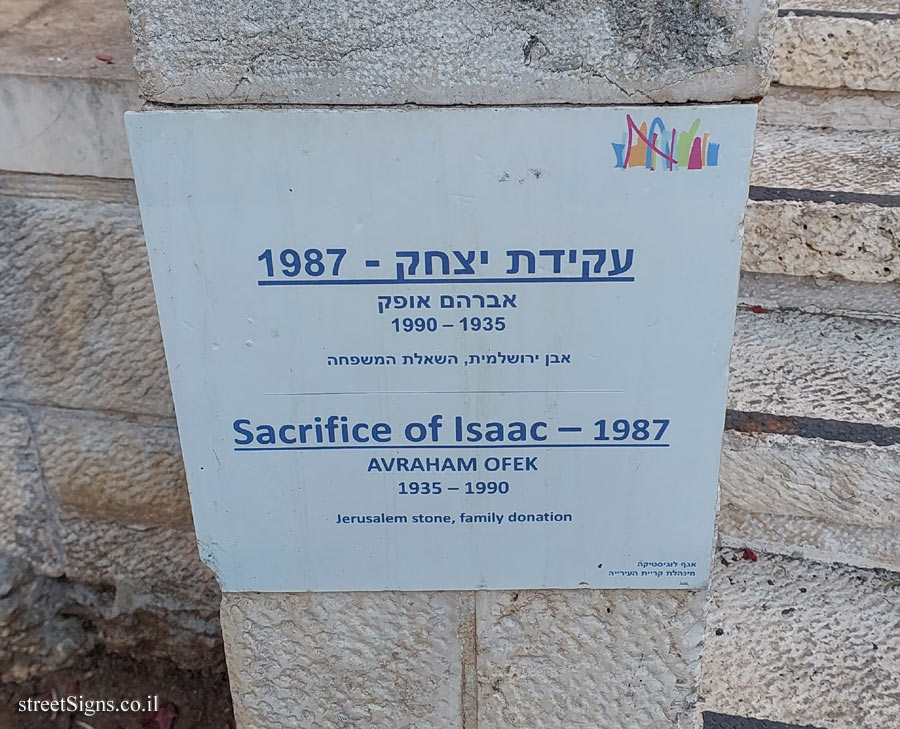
[256,424,276,445]
[233,419,253,445]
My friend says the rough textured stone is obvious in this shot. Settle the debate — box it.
[220,591,471,729]
[6,406,218,658]
[743,199,900,283]
[774,13,900,92]
[719,430,900,569]
[0,406,63,575]
[0,551,223,681]
[721,431,899,530]
[721,276,900,569]
[29,406,191,531]
[0,401,220,672]
[125,0,777,106]
[751,125,900,196]
[745,125,900,282]
[0,553,98,683]
[727,307,900,424]
[55,513,217,608]
[719,506,900,572]
[779,0,900,12]
[0,399,211,608]
[701,550,900,728]
[0,171,137,205]
[759,86,900,131]
[476,589,707,729]
[737,271,900,319]
[0,193,173,417]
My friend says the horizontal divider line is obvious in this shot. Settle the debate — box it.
[235,443,670,452]
[265,390,624,395]
[259,277,634,286]
[749,185,900,208]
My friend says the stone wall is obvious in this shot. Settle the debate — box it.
[0,173,222,681]
[0,0,221,682]
[702,3,900,726]
[2,0,899,726]
[119,2,774,728]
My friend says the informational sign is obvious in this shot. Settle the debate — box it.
[126,106,756,591]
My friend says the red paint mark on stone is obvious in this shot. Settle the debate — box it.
[96,53,114,63]
[741,548,758,562]
[748,305,768,314]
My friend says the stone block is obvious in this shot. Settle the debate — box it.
[718,424,900,571]
[0,74,138,179]
[774,12,900,92]
[220,591,471,729]
[0,403,215,621]
[758,86,900,131]
[125,0,777,106]
[0,0,49,33]
[719,505,900,573]
[721,275,900,570]
[0,553,97,682]
[0,550,222,681]
[28,406,191,531]
[745,125,900,283]
[743,199,900,283]
[777,0,900,12]
[55,512,218,612]
[0,402,220,673]
[0,406,63,575]
[727,307,899,424]
[0,191,173,417]
[751,125,900,196]
[701,549,900,728]
[476,589,706,729]
[719,430,900,570]
[0,0,138,177]
[737,271,900,319]
[721,431,899,531]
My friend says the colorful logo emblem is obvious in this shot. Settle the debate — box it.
[612,115,719,171]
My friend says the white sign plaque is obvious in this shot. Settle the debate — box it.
[127,106,756,591]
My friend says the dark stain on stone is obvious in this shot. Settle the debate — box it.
[725,409,900,447]
[703,711,829,729]
[749,186,900,209]
[603,0,736,70]
[779,8,900,22]
[522,35,547,65]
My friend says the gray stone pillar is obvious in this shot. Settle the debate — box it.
[123,2,777,727]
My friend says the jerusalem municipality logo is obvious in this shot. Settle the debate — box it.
[612,114,720,171]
